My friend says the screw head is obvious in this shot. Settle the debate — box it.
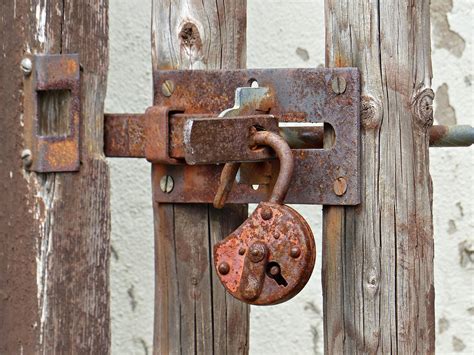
[21,58,32,75]
[218,262,230,275]
[21,149,33,168]
[331,76,346,95]
[333,177,347,196]
[160,175,174,193]
[290,246,301,258]
[161,79,175,97]
[238,247,246,255]
[260,206,273,220]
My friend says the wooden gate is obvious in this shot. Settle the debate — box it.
[2,1,469,353]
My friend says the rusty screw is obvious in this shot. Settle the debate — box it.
[218,262,230,275]
[21,58,32,76]
[248,243,266,263]
[238,247,246,255]
[161,79,175,97]
[333,177,347,196]
[290,246,301,258]
[260,206,273,220]
[21,149,33,168]
[160,175,174,193]
[331,76,346,95]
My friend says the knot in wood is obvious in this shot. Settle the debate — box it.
[412,88,435,130]
[179,22,202,50]
[361,95,382,130]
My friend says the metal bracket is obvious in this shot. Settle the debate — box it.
[149,68,361,205]
[22,54,81,172]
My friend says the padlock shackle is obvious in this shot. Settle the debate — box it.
[250,131,294,204]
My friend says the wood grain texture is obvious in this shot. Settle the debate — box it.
[151,1,249,354]
[323,1,435,353]
[0,1,110,353]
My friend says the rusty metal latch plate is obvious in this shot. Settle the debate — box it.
[151,68,360,205]
[23,54,81,172]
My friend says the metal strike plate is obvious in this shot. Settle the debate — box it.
[152,68,360,205]
[22,54,81,172]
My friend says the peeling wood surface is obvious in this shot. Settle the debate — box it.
[151,1,249,354]
[0,1,110,353]
[323,0,435,353]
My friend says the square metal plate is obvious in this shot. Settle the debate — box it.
[152,68,360,205]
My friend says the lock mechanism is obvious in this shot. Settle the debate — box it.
[214,129,316,305]
[104,68,361,305]
[102,68,474,305]
[104,68,362,205]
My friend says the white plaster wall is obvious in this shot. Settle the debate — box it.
[105,1,473,354]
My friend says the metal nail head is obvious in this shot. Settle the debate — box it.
[218,262,230,275]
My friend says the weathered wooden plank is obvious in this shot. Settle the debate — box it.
[323,0,435,353]
[151,1,249,354]
[0,1,110,354]
[209,205,250,354]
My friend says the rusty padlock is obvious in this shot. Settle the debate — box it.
[214,130,316,305]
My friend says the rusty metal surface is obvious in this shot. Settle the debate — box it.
[249,131,294,204]
[213,129,294,208]
[23,54,80,172]
[214,202,316,305]
[214,163,241,209]
[184,115,278,164]
[104,113,146,158]
[104,113,324,157]
[152,68,361,205]
[105,115,474,156]
[144,106,184,164]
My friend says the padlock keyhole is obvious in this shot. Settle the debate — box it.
[266,262,288,287]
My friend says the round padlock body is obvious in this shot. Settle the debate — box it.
[214,202,316,305]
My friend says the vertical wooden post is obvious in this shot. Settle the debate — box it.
[151,2,249,354]
[323,1,435,353]
[0,1,110,354]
